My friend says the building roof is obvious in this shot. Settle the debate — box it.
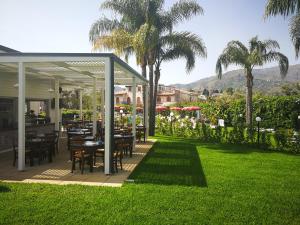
[0,52,148,89]
[0,45,20,53]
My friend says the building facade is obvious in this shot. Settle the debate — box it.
[114,85,143,106]
[114,84,199,106]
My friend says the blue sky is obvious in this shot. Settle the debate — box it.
[0,0,297,85]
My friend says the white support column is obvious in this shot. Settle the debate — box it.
[132,78,137,151]
[144,84,149,139]
[104,58,114,175]
[79,89,83,121]
[100,88,105,127]
[18,62,25,171]
[92,77,97,136]
[54,79,60,131]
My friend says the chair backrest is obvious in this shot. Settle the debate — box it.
[69,136,84,152]
[113,138,124,153]
[25,130,37,140]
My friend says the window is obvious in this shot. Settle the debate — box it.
[157,97,161,103]
[127,97,131,104]
[138,86,141,92]
[128,86,131,92]
[167,96,171,102]
[137,97,141,105]
[116,97,120,104]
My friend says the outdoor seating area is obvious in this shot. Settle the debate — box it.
[0,132,154,186]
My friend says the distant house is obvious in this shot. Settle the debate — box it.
[156,85,198,106]
[114,85,143,106]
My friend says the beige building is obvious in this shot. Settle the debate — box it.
[114,84,199,106]
[114,85,143,106]
[157,85,198,105]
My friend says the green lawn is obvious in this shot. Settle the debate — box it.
[1,135,300,224]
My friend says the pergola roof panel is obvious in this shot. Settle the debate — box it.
[0,53,148,88]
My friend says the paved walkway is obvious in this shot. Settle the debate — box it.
[0,138,155,187]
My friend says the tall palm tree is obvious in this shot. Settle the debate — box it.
[89,0,206,136]
[89,0,150,78]
[146,0,205,135]
[216,37,289,127]
[265,0,300,57]
[150,32,206,135]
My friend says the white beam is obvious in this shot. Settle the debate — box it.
[132,78,137,151]
[100,88,105,128]
[144,85,149,139]
[92,77,97,136]
[104,57,113,174]
[18,62,26,171]
[79,89,83,121]
[54,79,60,131]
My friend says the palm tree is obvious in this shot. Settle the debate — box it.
[146,0,206,135]
[265,0,300,57]
[149,32,206,134]
[216,36,289,127]
[89,0,206,136]
[89,0,150,78]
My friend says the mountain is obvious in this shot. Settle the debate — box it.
[172,64,300,94]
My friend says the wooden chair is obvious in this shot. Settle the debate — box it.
[44,133,56,158]
[12,137,33,167]
[123,136,134,157]
[112,138,123,173]
[93,134,104,167]
[70,136,90,174]
[54,130,59,154]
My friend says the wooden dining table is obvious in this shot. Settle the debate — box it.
[82,140,104,172]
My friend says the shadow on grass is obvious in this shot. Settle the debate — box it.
[0,184,11,192]
[129,141,207,187]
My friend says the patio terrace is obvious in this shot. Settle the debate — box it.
[0,136,155,187]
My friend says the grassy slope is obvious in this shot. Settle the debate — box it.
[0,135,299,225]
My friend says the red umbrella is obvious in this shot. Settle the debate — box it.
[189,106,201,111]
[182,106,192,111]
[170,107,182,111]
[182,106,200,111]
[156,106,168,112]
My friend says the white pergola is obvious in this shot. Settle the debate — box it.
[0,53,149,175]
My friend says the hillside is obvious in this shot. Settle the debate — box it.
[173,64,300,93]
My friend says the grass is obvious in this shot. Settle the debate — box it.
[0,135,300,224]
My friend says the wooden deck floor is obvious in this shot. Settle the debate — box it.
[0,137,154,187]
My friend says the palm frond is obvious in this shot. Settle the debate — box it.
[289,14,300,57]
[89,17,122,43]
[265,0,300,17]
[215,43,249,79]
[92,29,133,55]
[162,45,195,72]
[160,32,207,58]
[163,0,204,30]
[263,51,289,78]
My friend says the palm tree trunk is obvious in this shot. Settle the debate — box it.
[141,64,147,132]
[151,66,160,136]
[246,72,253,128]
[148,64,155,136]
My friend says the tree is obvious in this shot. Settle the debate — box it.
[202,88,209,96]
[265,0,300,57]
[225,87,234,95]
[89,0,206,136]
[148,1,206,135]
[216,36,289,127]
[89,0,150,78]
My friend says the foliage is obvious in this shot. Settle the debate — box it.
[265,0,300,57]
[156,94,300,153]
